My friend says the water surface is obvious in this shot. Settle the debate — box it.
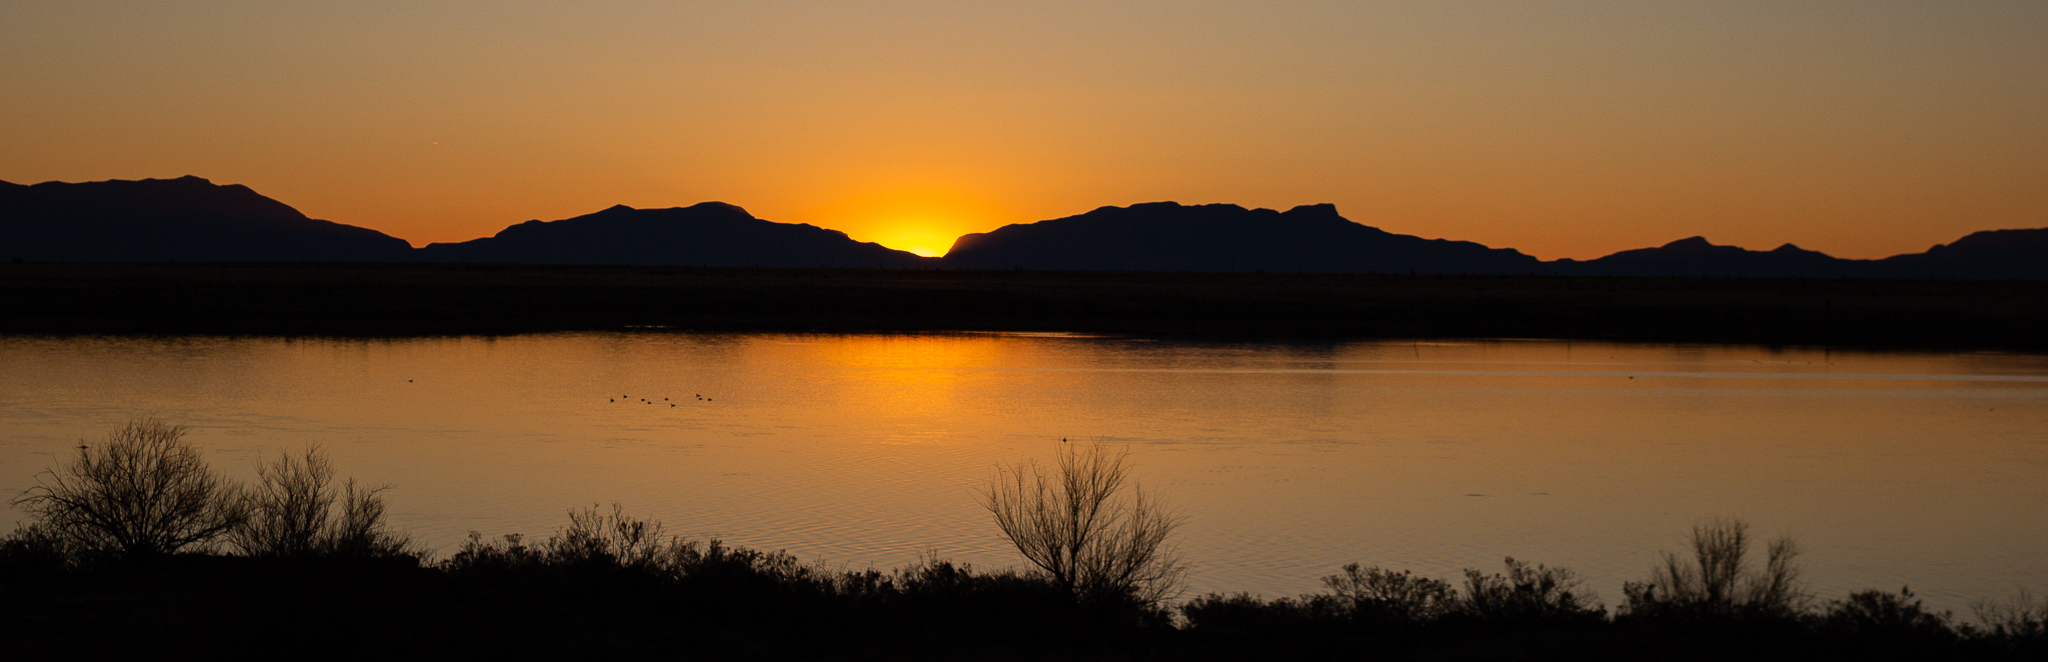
[2,333,2043,612]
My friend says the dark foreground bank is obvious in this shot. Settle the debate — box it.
[7,528,2046,661]
[8,423,2045,661]
[5,262,2047,349]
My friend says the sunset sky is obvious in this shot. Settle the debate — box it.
[4,2,2044,259]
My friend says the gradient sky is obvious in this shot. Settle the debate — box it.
[4,1,2045,259]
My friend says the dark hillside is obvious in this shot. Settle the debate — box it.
[0,176,414,262]
[1548,237,1868,278]
[941,202,1543,274]
[416,202,936,268]
[1873,228,2048,280]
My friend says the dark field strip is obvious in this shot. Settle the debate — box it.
[5,554,2039,662]
[3,262,2045,350]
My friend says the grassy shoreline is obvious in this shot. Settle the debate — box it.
[5,262,2048,350]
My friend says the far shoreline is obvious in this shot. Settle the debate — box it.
[4,262,2045,352]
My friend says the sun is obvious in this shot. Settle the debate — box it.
[865,226,960,258]
[812,186,1013,259]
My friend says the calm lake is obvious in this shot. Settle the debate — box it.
[3,333,2044,612]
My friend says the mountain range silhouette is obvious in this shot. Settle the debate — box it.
[0,176,413,262]
[4,176,2043,279]
[942,202,1541,274]
[415,202,929,268]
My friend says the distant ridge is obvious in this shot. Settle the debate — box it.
[0,176,413,262]
[4,176,2044,279]
[1871,229,2048,280]
[940,201,2048,279]
[416,202,934,268]
[1544,231,2048,279]
[940,202,1543,274]
[1548,237,1856,278]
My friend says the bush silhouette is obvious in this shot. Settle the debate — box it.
[546,503,678,572]
[1184,557,1601,634]
[1824,587,1957,644]
[980,441,1186,607]
[447,504,725,579]
[1323,563,1456,625]
[1456,557,1605,624]
[1622,516,1806,620]
[0,523,77,583]
[12,420,245,558]
[1972,589,2048,653]
[230,445,416,559]
[1180,592,1334,632]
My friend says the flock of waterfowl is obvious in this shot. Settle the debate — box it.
[405,377,716,408]
[609,393,712,408]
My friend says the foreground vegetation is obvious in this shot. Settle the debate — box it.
[4,422,2045,660]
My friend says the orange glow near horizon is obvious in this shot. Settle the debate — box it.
[2,3,2045,260]
[865,228,955,259]
[800,185,1019,258]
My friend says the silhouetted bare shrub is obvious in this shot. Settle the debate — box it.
[233,446,335,556]
[445,531,546,573]
[1456,557,1604,623]
[981,441,1186,607]
[1324,563,1457,625]
[1823,587,1956,644]
[547,503,676,572]
[1973,589,2048,646]
[445,506,689,577]
[671,538,841,609]
[329,478,412,557]
[1184,560,1597,633]
[445,504,772,583]
[12,420,245,557]
[230,445,416,558]
[0,523,78,581]
[1622,516,1807,620]
[1180,592,1335,632]
[893,556,1079,609]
